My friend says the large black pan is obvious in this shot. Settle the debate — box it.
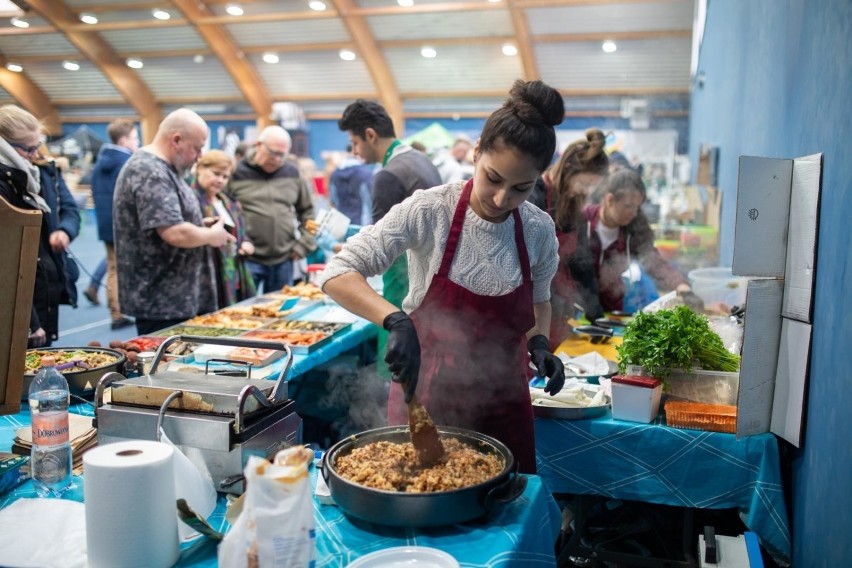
[322,425,526,527]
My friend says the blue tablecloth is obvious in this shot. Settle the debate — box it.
[534,411,791,565]
[1,405,561,567]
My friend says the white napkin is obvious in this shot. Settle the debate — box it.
[0,499,87,568]
[314,469,335,505]
[564,352,612,376]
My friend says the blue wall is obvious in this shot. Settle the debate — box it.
[690,1,852,565]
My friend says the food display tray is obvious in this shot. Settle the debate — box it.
[241,329,333,354]
[261,319,351,336]
[150,325,245,338]
[530,384,610,420]
[184,314,273,330]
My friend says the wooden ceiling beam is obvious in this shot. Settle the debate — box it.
[8,27,692,65]
[506,0,538,80]
[330,0,404,136]
[25,0,162,142]
[0,54,61,135]
[169,0,274,130]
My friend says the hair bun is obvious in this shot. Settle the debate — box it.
[508,80,564,127]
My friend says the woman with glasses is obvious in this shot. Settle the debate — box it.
[0,105,80,347]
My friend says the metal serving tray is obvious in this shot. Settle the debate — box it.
[240,329,334,354]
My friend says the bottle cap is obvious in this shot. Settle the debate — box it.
[40,356,56,367]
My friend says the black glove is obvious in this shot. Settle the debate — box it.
[678,290,705,313]
[528,334,565,396]
[383,311,421,404]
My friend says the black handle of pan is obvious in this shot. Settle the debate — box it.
[483,463,527,512]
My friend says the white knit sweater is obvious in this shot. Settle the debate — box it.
[318,182,559,313]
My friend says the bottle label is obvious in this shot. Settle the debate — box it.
[32,413,70,446]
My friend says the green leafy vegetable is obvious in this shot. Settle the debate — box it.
[616,305,740,378]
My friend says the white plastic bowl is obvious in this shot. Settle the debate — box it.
[348,546,460,568]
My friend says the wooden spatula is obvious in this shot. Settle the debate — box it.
[403,381,445,465]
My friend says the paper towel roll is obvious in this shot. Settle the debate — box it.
[83,441,180,568]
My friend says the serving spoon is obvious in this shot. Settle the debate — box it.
[403,379,444,465]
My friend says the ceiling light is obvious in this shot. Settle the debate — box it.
[62,60,81,71]
[79,13,98,25]
[398,0,414,6]
[420,46,437,58]
[126,58,144,69]
[225,4,244,16]
[193,54,205,64]
[488,0,502,3]
[339,49,356,61]
[10,16,29,29]
[602,40,617,53]
[152,9,171,20]
[502,43,518,56]
[262,52,279,64]
[5,62,23,73]
[308,1,327,10]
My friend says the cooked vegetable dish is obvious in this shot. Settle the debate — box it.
[25,349,120,374]
[335,438,503,492]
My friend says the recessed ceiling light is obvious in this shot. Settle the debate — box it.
[5,62,23,73]
[308,1,327,10]
[339,49,356,61]
[193,54,205,64]
[398,0,414,6]
[10,17,29,29]
[502,43,518,56]
[421,46,437,58]
[225,4,244,16]
[262,52,279,64]
[602,40,617,53]
[152,9,171,21]
[79,13,98,25]
[62,60,81,71]
[488,0,501,3]
[126,58,144,69]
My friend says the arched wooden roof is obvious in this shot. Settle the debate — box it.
[0,0,694,140]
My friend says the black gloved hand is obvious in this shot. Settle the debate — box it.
[383,311,421,404]
[678,289,705,313]
[528,334,565,396]
[585,301,605,325]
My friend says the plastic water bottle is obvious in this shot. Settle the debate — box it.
[29,356,72,497]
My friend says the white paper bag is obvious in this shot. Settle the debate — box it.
[219,446,316,567]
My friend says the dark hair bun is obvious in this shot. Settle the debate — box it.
[584,128,606,159]
[508,79,564,127]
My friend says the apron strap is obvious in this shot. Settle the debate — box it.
[437,180,473,278]
[439,179,533,285]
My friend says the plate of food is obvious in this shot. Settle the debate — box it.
[529,383,610,420]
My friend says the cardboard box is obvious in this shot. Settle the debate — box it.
[731,153,823,446]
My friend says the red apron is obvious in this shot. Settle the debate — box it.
[387,180,538,473]
[543,175,580,347]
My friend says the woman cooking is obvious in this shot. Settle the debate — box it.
[192,150,256,309]
[319,80,567,473]
[581,168,701,313]
[530,129,610,344]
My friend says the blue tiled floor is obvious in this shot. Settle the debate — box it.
[55,209,139,348]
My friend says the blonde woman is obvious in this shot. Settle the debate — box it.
[193,150,255,308]
[0,105,80,346]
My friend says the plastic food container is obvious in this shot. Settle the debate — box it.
[611,375,663,423]
[688,267,750,307]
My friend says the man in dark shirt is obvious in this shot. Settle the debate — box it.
[338,100,442,377]
[113,108,234,335]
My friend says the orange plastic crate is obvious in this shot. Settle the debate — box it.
[664,399,737,434]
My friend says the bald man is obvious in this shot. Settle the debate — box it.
[227,125,316,292]
[113,108,235,335]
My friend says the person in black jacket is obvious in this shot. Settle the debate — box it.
[0,105,80,347]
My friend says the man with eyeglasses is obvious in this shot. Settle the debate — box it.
[227,125,317,293]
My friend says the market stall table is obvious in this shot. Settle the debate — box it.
[534,410,791,565]
[1,405,562,567]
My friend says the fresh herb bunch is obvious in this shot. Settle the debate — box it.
[616,305,740,377]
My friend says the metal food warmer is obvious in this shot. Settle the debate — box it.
[94,335,302,494]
